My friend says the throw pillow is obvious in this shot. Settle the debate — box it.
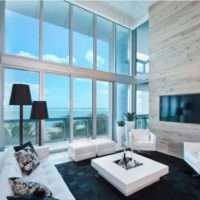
[14,141,38,155]
[14,144,40,175]
[9,177,52,197]
[7,195,58,200]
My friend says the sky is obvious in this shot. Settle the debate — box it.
[4,10,110,108]
[4,7,131,120]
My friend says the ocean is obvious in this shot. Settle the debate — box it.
[4,107,108,120]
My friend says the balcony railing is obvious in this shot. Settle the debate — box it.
[135,115,149,129]
[4,115,109,146]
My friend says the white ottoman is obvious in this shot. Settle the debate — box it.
[68,141,96,162]
[91,139,116,156]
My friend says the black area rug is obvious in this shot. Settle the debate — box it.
[56,151,200,200]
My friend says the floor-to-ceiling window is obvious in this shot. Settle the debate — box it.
[43,1,70,64]
[96,16,114,72]
[136,21,149,75]
[45,74,70,143]
[116,25,130,75]
[117,83,131,121]
[4,68,39,146]
[96,81,112,137]
[4,0,40,58]
[1,1,135,149]
[136,83,149,128]
[73,78,93,138]
[73,6,93,68]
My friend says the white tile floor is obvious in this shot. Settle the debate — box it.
[49,151,72,165]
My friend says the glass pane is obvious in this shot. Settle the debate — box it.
[116,25,130,75]
[4,68,39,146]
[136,62,144,75]
[73,78,92,138]
[96,16,114,72]
[73,6,93,68]
[136,83,149,115]
[97,81,112,137]
[5,0,40,58]
[45,74,70,143]
[43,1,69,64]
[117,83,130,121]
[136,21,149,75]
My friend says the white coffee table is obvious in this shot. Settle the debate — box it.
[91,151,169,196]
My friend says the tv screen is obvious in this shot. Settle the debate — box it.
[160,94,200,124]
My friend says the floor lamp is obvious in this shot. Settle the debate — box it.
[9,84,32,146]
[30,101,49,146]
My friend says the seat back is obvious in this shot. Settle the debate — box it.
[131,129,150,141]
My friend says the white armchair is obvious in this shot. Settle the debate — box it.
[184,142,200,174]
[129,129,156,151]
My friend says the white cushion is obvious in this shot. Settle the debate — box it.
[91,139,116,150]
[23,158,75,200]
[0,149,23,200]
[68,141,100,161]
[68,141,96,154]
[0,148,75,200]
[133,140,154,148]
[91,139,116,156]
[132,129,150,141]
[0,152,6,175]
[35,146,49,160]
[184,151,198,167]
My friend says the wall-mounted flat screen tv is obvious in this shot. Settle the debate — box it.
[160,94,200,124]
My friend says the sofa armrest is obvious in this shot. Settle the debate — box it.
[35,146,49,160]
[184,142,200,152]
[150,132,156,143]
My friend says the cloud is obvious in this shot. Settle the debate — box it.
[99,89,108,95]
[85,50,93,64]
[43,54,76,64]
[16,51,76,64]
[85,49,107,67]
[97,54,106,67]
[16,51,37,59]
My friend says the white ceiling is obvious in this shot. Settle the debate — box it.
[73,0,156,28]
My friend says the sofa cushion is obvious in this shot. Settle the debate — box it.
[23,158,75,200]
[0,149,23,200]
[0,151,6,174]
[9,177,52,197]
[15,146,40,175]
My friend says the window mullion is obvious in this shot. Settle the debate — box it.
[39,0,43,60]
[93,14,97,70]
[92,79,96,139]
[69,76,74,142]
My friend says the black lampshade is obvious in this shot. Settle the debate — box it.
[9,84,32,105]
[31,101,49,120]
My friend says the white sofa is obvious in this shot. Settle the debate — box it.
[0,146,75,200]
[129,129,156,151]
[184,142,200,174]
